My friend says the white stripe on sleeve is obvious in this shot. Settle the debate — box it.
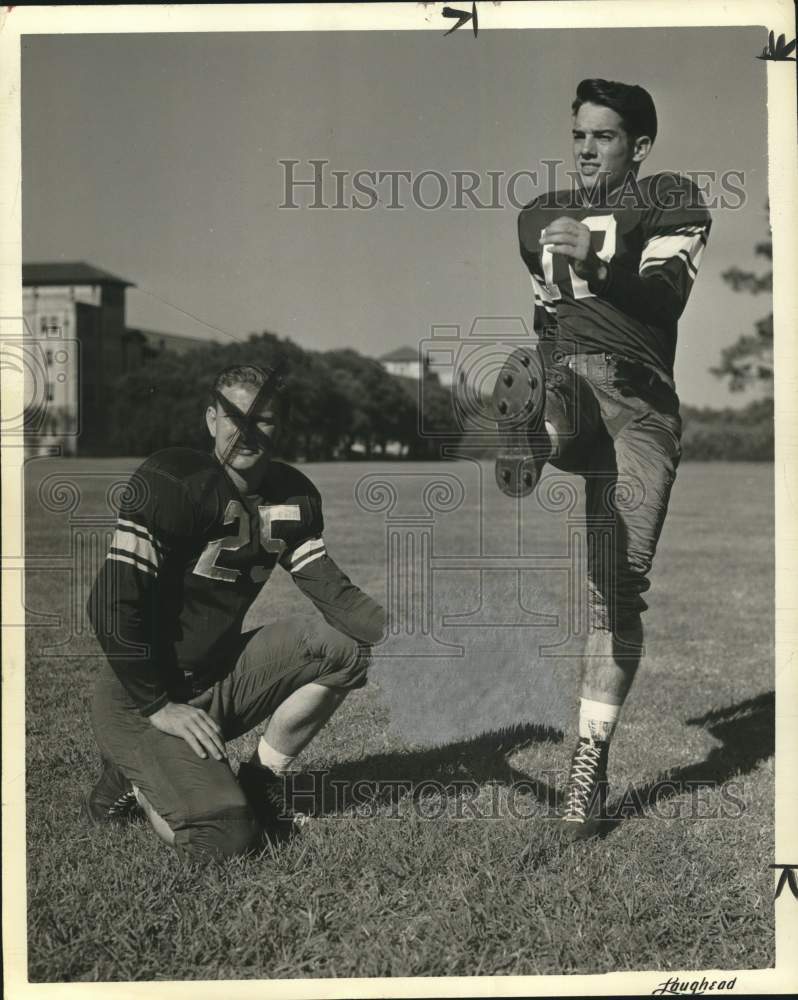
[117,518,168,557]
[289,537,325,567]
[640,232,707,277]
[107,550,158,578]
[107,524,161,576]
[291,549,327,574]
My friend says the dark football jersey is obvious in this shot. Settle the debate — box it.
[88,448,384,715]
[518,172,712,379]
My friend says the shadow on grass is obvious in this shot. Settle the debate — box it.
[287,692,774,835]
[294,722,563,816]
[597,690,776,837]
[612,691,776,805]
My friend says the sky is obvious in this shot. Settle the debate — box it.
[21,26,770,408]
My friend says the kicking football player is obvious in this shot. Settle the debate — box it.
[493,79,711,839]
[85,363,385,861]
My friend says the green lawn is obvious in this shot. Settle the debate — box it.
[23,457,774,981]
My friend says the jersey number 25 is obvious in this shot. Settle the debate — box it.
[193,500,301,582]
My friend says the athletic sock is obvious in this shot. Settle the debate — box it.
[255,738,296,776]
[578,698,621,743]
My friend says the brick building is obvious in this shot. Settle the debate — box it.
[22,262,212,455]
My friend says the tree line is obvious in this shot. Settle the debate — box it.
[105,328,773,462]
[107,332,460,460]
[106,229,774,461]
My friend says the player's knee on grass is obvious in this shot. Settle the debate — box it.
[173,805,262,863]
[130,747,264,862]
[304,620,371,690]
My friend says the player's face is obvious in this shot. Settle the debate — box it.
[206,383,280,471]
[572,102,648,192]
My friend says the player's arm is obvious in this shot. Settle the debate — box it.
[86,462,180,717]
[584,221,709,325]
[541,180,711,326]
[276,484,385,644]
[285,541,386,645]
[86,463,225,759]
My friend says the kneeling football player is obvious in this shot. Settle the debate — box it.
[85,363,385,862]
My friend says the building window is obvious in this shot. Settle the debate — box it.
[42,316,62,337]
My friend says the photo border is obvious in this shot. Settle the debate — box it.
[2,2,795,997]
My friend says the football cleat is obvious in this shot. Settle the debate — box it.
[237,761,303,838]
[83,758,143,826]
[559,737,610,841]
[493,346,550,498]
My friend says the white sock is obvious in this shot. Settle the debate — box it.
[256,738,296,776]
[578,698,621,743]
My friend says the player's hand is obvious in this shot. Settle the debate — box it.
[540,218,601,278]
[148,701,227,761]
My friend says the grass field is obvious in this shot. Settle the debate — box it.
[22,457,774,982]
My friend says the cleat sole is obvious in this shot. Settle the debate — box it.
[493,347,548,497]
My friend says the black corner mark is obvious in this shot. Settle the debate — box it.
[756,30,797,61]
[770,864,798,900]
[442,1,478,37]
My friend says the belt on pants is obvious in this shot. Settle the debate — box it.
[562,352,674,392]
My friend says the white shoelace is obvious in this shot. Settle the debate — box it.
[564,741,603,820]
[108,789,138,818]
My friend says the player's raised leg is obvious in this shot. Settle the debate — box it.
[493,346,603,498]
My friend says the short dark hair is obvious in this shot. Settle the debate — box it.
[209,363,288,416]
[572,79,658,143]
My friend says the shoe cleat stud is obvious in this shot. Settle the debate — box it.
[492,345,547,499]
